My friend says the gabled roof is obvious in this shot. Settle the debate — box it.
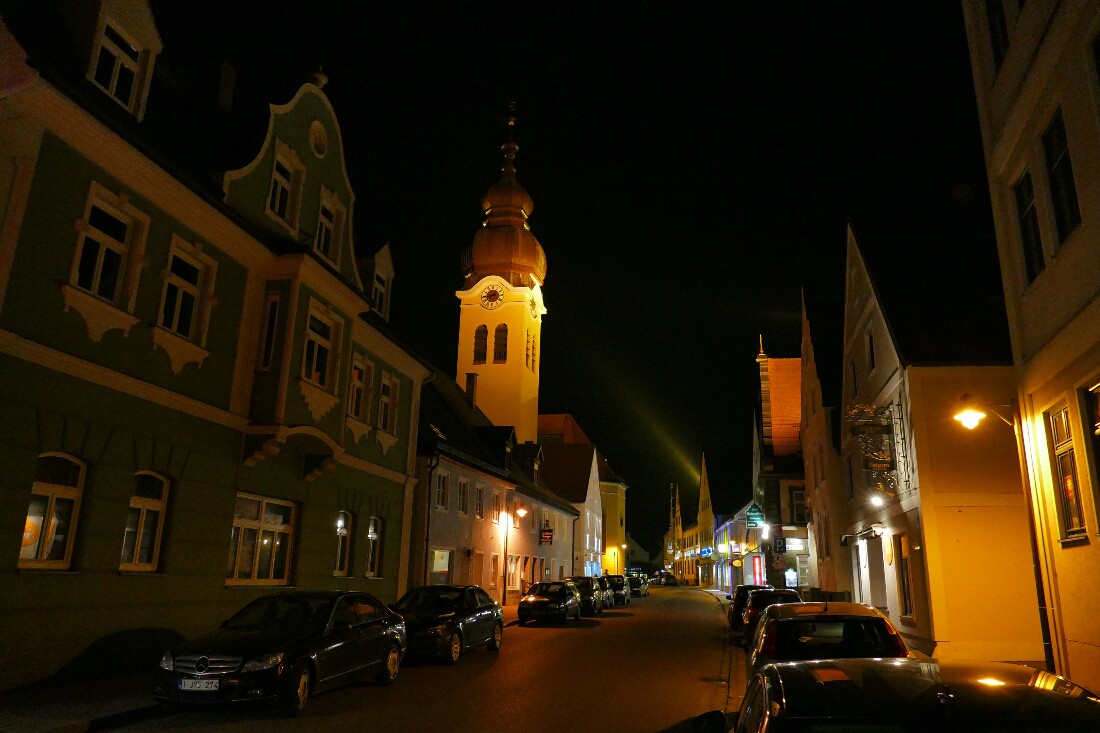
[538,444,597,504]
[537,413,592,445]
[417,370,512,481]
[701,447,751,519]
[595,452,626,486]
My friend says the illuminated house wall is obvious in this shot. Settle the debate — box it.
[963,0,1100,690]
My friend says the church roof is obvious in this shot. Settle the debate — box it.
[461,115,547,289]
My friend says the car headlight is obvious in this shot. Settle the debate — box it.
[240,652,285,672]
[426,624,449,637]
[159,651,174,671]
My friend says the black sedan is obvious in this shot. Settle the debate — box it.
[392,585,503,663]
[154,591,405,715]
[518,581,582,623]
[736,657,1100,732]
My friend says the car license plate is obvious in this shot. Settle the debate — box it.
[179,679,219,691]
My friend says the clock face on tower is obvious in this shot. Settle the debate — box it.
[480,284,505,309]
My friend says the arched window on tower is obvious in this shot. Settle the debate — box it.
[494,324,508,362]
[473,325,487,364]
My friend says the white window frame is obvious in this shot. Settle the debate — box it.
[314,187,345,265]
[19,453,85,570]
[226,493,295,586]
[475,486,484,519]
[266,140,304,233]
[334,510,352,577]
[372,273,388,314]
[119,471,169,572]
[347,354,373,421]
[88,19,144,113]
[492,492,502,524]
[458,479,469,515]
[302,303,339,391]
[436,473,450,510]
[70,182,149,311]
[158,235,217,345]
[378,371,401,434]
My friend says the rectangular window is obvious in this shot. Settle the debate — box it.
[334,510,352,577]
[120,472,168,572]
[226,493,295,586]
[849,361,858,398]
[865,329,876,373]
[315,188,345,263]
[492,492,502,524]
[74,201,130,302]
[1043,109,1081,246]
[302,313,333,389]
[378,372,400,434]
[435,474,449,510]
[1048,405,1086,538]
[458,480,469,514]
[364,516,382,577]
[790,488,806,523]
[507,555,519,589]
[475,486,484,519]
[897,533,915,617]
[259,294,280,370]
[266,142,303,231]
[372,274,388,315]
[347,355,372,420]
[1014,169,1044,284]
[20,455,85,570]
[91,21,142,111]
[490,554,499,588]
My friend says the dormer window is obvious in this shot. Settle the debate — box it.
[372,273,388,314]
[86,4,162,121]
[266,140,304,234]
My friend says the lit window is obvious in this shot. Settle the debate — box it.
[364,516,382,578]
[494,325,508,362]
[120,472,168,572]
[225,493,295,586]
[19,454,84,570]
[473,325,488,364]
[475,486,484,519]
[334,510,352,577]
[430,549,452,585]
[1048,405,1086,537]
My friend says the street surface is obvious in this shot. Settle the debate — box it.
[119,586,747,733]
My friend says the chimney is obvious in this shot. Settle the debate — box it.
[465,373,478,408]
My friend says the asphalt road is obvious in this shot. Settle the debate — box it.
[120,586,747,733]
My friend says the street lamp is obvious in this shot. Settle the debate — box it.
[951,394,1055,672]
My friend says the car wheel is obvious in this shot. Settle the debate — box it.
[281,664,310,716]
[377,644,400,685]
[446,632,462,664]
[488,622,503,651]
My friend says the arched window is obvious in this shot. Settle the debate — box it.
[365,516,382,578]
[494,324,508,362]
[334,510,352,577]
[20,453,85,569]
[120,471,169,571]
[473,325,487,364]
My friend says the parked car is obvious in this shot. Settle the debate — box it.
[746,601,910,677]
[627,575,649,597]
[392,585,503,664]
[659,573,679,586]
[594,575,615,608]
[735,657,1100,732]
[605,574,631,605]
[518,581,582,623]
[154,590,406,715]
[726,583,771,636]
[566,576,605,615]
[740,588,801,646]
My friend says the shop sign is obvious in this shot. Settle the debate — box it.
[745,503,765,528]
[700,547,712,558]
[863,455,895,472]
[539,528,553,545]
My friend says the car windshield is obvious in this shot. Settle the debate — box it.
[570,578,592,591]
[393,587,464,612]
[224,595,335,633]
[530,582,565,596]
[773,618,905,660]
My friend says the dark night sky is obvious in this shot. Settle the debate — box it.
[154,2,997,553]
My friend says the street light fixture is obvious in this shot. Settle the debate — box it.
[950,393,1054,672]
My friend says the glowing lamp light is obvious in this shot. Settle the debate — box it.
[954,409,986,430]
[717,543,728,554]
[977,678,1006,687]
[761,524,771,540]
[870,496,885,507]
[516,507,527,518]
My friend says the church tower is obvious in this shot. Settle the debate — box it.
[455,114,547,443]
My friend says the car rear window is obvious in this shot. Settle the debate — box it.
[774,618,904,660]
[751,591,799,607]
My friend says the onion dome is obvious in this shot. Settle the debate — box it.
[462,115,547,288]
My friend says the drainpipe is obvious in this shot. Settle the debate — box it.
[423,454,439,587]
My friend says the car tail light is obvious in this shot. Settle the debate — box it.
[744,608,758,625]
[760,620,779,656]
[882,620,908,657]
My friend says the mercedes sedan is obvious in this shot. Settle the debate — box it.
[154,590,405,715]
[392,585,503,663]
